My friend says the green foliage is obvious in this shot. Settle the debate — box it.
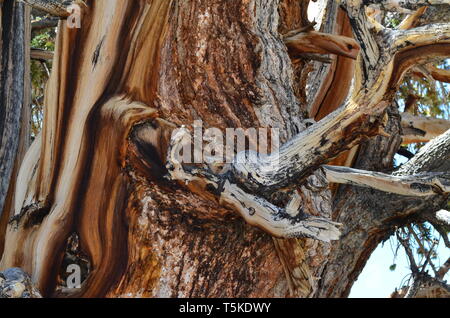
[31,30,55,51]
[398,63,450,119]
[396,60,450,155]
[30,19,56,138]
[392,56,449,289]
[384,11,403,28]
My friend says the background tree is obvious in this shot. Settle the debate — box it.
[0,0,449,298]
[0,0,31,260]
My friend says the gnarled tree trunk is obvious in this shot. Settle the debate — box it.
[0,0,449,298]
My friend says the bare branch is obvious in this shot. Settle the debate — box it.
[408,273,450,297]
[322,165,450,197]
[284,31,360,60]
[391,23,450,56]
[21,0,70,18]
[363,0,448,12]
[31,17,58,31]
[398,231,419,273]
[401,113,450,144]
[422,210,450,248]
[416,4,450,25]
[271,6,450,193]
[397,127,450,175]
[437,257,450,280]
[220,182,342,242]
[166,128,342,242]
[407,224,438,276]
[428,66,450,83]
[393,272,450,298]
[30,49,54,61]
[398,6,428,30]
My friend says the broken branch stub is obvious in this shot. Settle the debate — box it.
[284,31,360,60]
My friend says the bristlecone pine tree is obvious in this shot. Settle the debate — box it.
[0,0,449,298]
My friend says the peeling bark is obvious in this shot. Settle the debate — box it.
[0,0,449,298]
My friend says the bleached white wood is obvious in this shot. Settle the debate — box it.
[322,165,450,197]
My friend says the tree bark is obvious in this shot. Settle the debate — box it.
[0,0,31,256]
[0,0,449,298]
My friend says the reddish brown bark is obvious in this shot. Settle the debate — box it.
[0,0,449,298]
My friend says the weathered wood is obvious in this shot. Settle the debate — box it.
[284,30,360,59]
[31,17,58,31]
[398,6,428,30]
[167,127,342,242]
[315,106,449,297]
[412,65,450,83]
[364,0,449,12]
[401,113,450,144]
[429,67,450,83]
[21,0,69,17]
[30,48,53,60]
[1,0,307,297]
[323,165,450,197]
[1,0,449,299]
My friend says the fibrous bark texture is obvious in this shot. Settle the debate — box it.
[0,0,449,298]
[0,0,31,257]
